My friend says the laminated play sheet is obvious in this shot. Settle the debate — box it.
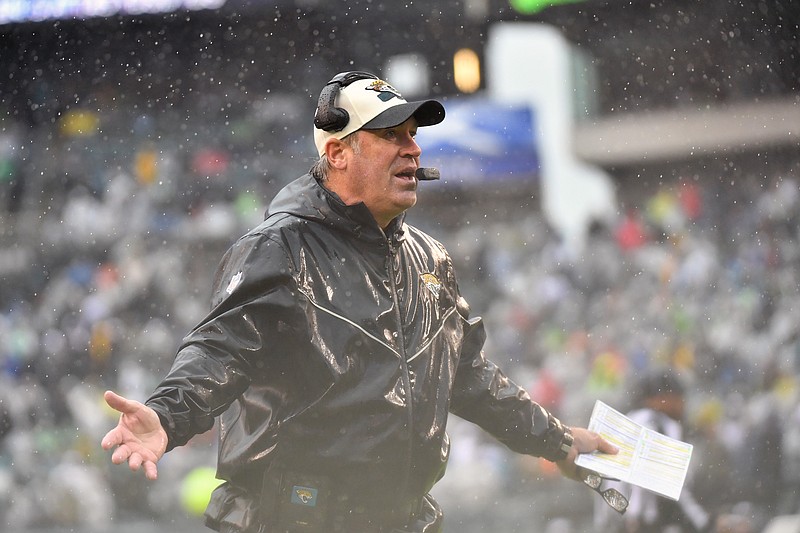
[575,400,693,500]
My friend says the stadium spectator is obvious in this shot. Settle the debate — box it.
[593,370,718,533]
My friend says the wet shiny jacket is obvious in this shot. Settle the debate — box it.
[146,173,569,532]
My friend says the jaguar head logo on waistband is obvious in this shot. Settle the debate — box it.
[291,486,318,506]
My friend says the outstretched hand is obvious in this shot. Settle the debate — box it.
[556,426,618,481]
[101,390,168,480]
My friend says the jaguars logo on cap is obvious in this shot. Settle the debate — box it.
[366,79,402,101]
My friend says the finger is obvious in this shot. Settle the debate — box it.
[143,461,159,481]
[128,451,143,472]
[101,429,121,450]
[104,390,140,414]
[111,444,132,465]
[596,436,619,455]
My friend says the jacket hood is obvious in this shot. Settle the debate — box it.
[266,173,406,242]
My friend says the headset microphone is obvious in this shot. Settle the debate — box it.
[415,167,440,181]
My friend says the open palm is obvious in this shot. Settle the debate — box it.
[101,390,168,480]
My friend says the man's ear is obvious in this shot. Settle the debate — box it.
[325,138,349,170]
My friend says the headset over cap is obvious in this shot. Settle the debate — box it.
[313,71,445,156]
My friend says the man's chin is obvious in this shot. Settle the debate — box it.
[401,193,418,210]
[390,194,417,217]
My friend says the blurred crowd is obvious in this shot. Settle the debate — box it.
[2,86,800,533]
[428,169,800,532]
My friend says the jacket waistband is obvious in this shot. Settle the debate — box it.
[257,467,432,532]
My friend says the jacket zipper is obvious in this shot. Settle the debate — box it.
[386,237,415,520]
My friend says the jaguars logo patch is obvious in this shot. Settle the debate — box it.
[291,486,318,507]
[421,273,442,298]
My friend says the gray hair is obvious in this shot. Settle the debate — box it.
[310,132,361,181]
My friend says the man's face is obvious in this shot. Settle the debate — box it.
[345,117,422,228]
[647,392,685,421]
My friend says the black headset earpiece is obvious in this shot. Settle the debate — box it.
[314,71,379,132]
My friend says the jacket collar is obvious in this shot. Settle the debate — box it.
[266,173,406,245]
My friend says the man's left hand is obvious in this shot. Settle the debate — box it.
[556,426,618,480]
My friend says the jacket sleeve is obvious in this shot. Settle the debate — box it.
[448,295,572,462]
[146,231,333,451]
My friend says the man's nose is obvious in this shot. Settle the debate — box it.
[403,135,422,157]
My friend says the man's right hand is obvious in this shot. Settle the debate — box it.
[101,390,168,480]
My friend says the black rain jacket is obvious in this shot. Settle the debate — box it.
[146,173,570,532]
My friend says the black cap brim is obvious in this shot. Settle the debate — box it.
[362,100,445,130]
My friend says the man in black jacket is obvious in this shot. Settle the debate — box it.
[101,71,617,533]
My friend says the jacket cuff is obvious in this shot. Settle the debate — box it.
[541,415,574,462]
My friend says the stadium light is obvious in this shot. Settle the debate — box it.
[453,48,481,93]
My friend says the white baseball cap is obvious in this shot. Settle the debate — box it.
[313,72,445,156]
